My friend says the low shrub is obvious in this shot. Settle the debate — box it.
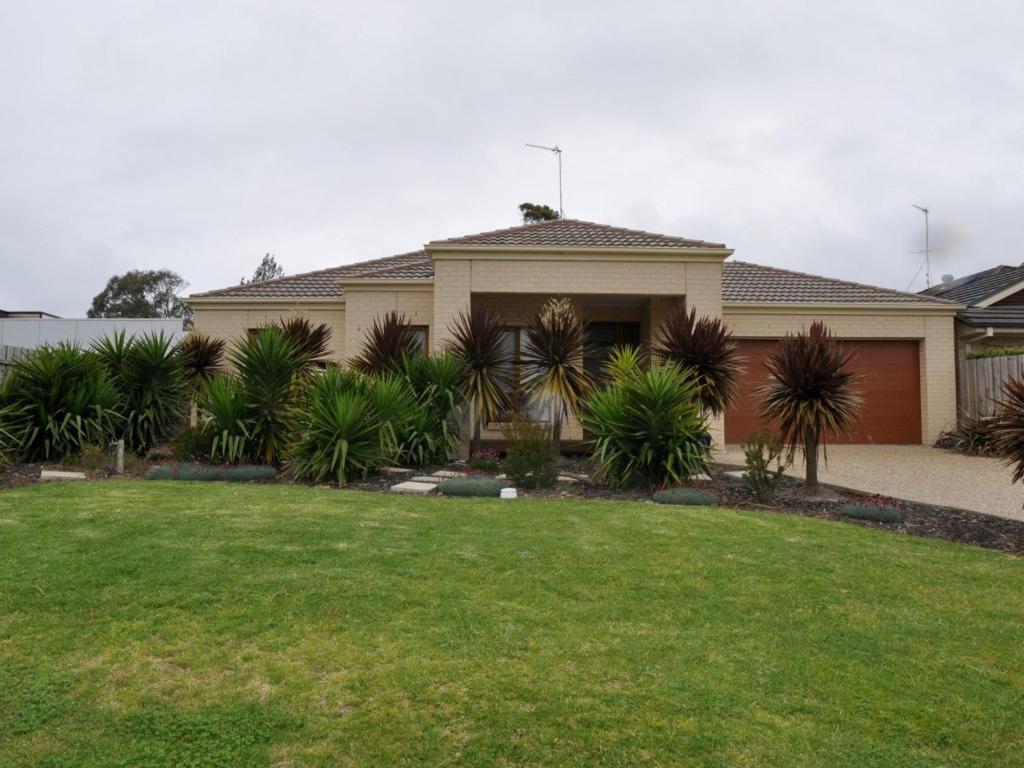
[742,430,788,502]
[503,417,557,489]
[467,448,500,473]
[653,487,718,506]
[837,501,903,523]
[967,345,1024,360]
[170,426,214,461]
[145,462,278,482]
[935,414,999,456]
[581,362,711,488]
[437,476,506,497]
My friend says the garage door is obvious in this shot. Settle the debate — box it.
[724,339,922,444]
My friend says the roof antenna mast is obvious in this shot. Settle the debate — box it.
[912,204,932,287]
[526,143,563,217]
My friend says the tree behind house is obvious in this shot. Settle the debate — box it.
[88,269,191,323]
[519,203,561,224]
[241,254,284,284]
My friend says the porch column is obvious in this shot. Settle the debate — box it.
[684,262,727,450]
[431,260,472,353]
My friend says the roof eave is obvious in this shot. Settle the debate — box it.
[426,244,734,261]
[187,295,344,305]
[724,301,963,314]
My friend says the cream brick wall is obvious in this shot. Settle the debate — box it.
[431,261,471,353]
[191,302,346,361]
[341,287,433,366]
[723,307,958,444]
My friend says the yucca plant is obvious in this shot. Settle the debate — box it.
[0,344,122,461]
[198,374,251,463]
[991,377,1024,484]
[653,306,742,416]
[94,331,186,454]
[289,368,383,485]
[230,327,302,465]
[601,344,646,385]
[580,362,710,488]
[274,316,332,370]
[351,311,419,374]
[445,308,512,456]
[364,374,418,462]
[757,322,861,490]
[401,353,465,461]
[519,298,592,454]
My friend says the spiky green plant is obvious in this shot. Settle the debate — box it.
[94,332,186,454]
[0,344,121,461]
[364,374,418,462]
[445,308,512,456]
[230,327,302,465]
[198,374,251,463]
[274,316,332,370]
[580,362,710,488]
[351,311,419,374]
[519,298,592,453]
[401,353,466,462]
[991,377,1024,484]
[653,306,742,416]
[601,344,646,385]
[289,368,383,485]
[757,322,862,489]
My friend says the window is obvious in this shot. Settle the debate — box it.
[409,326,429,356]
[495,328,549,423]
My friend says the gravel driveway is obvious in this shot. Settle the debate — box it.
[719,444,1024,522]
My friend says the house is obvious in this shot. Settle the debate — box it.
[188,219,960,446]
[920,265,1024,353]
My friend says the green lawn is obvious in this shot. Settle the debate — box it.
[1,482,1022,767]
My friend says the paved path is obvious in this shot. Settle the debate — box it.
[719,444,1024,522]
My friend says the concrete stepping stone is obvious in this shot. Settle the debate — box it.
[431,470,466,478]
[40,470,86,482]
[390,481,438,495]
[557,475,579,484]
[382,466,413,474]
[723,470,746,480]
[410,476,442,484]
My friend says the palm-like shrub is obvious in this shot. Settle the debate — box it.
[274,317,332,370]
[94,332,186,454]
[757,322,861,489]
[198,374,251,463]
[653,306,742,416]
[401,353,466,462]
[0,344,121,461]
[601,344,646,384]
[445,308,512,456]
[178,332,226,391]
[365,374,418,461]
[991,377,1024,483]
[351,311,419,374]
[289,367,383,485]
[230,327,302,465]
[581,362,710,488]
[519,298,592,452]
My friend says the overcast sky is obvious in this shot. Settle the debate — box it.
[2,1,1023,316]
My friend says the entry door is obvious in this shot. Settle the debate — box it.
[585,322,641,382]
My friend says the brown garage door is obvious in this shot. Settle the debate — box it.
[724,339,921,444]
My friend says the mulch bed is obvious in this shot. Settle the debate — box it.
[4,457,1022,556]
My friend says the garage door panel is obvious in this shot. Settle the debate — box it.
[725,340,921,444]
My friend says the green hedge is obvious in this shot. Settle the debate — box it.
[967,345,1024,360]
[837,503,903,523]
[437,477,507,498]
[652,487,718,506]
[145,462,278,482]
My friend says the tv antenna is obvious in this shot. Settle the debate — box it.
[911,204,934,288]
[526,143,563,217]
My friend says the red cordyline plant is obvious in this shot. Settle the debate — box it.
[991,377,1024,484]
[653,306,743,416]
[757,322,862,490]
[444,308,512,456]
[178,332,226,391]
[274,316,332,370]
[519,298,592,453]
[351,311,419,374]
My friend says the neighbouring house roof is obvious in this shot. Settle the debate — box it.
[428,218,726,249]
[958,306,1024,328]
[722,261,954,305]
[920,264,1024,306]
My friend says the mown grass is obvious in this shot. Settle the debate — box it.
[0,481,1022,767]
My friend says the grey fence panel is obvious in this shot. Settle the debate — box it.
[961,354,1024,416]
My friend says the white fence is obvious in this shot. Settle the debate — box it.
[960,353,1024,417]
[0,318,184,350]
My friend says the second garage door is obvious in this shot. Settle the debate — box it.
[724,339,922,444]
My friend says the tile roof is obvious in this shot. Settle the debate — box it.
[958,306,1024,328]
[428,218,726,249]
[722,261,955,305]
[919,264,1024,306]
[190,250,429,298]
